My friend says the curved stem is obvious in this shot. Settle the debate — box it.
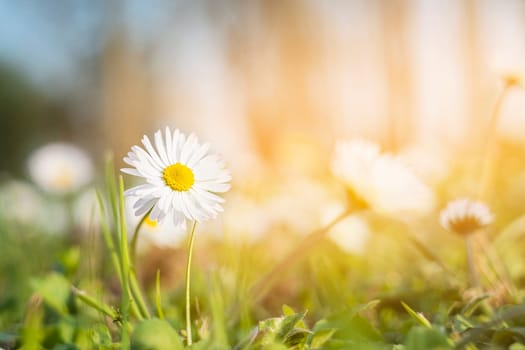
[250,209,352,303]
[185,221,198,346]
[130,208,153,266]
[478,82,512,200]
[474,81,515,296]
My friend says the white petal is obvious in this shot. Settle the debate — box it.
[154,129,170,166]
[180,134,198,165]
[121,168,141,176]
[165,127,174,164]
[187,142,210,168]
[141,136,165,169]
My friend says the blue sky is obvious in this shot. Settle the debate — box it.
[0,1,171,88]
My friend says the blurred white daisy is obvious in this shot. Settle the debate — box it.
[126,197,186,250]
[0,180,67,233]
[122,127,231,225]
[0,180,44,224]
[73,189,100,233]
[265,178,343,236]
[222,193,270,243]
[27,142,94,195]
[327,215,370,256]
[440,198,493,236]
[332,139,435,215]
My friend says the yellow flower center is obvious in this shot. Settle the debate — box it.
[144,215,158,228]
[162,163,194,191]
[52,166,74,189]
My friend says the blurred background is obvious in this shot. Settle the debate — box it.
[1,0,525,178]
[3,0,525,338]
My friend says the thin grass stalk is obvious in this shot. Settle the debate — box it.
[72,286,117,319]
[129,272,151,319]
[118,176,132,349]
[474,81,516,293]
[155,270,165,320]
[95,190,123,284]
[105,155,119,225]
[250,208,352,303]
[185,221,198,346]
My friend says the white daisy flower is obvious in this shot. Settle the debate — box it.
[332,139,435,215]
[27,142,94,195]
[440,198,493,236]
[122,127,231,225]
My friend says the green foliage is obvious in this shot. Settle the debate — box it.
[130,319,184,350]
[6,144,525,349]
[403,327,453,350]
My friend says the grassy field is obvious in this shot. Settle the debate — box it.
[2,122,525,350]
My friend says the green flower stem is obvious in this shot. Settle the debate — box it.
[130,208,153,266]
[118,176,132,349]
[185,221,198,346]
[155,270,165,320]
[465,236,480,288]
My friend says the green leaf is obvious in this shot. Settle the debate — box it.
[492,327,525,346]
[309,328,337,348]
[313,312,383,344]
[453,314,475,333]
[404,327,453,350]
[351,300,381,315]
[90,324,113,348]
[282,304,296,316]
[461,294,490,317]
[19,298,45,350]
[401,302,432,328]
[253,317,283,346]
[282,305,306,328]
[277,311,307,340]
[31,272,71,316]
[130,319,184,350]
[284,328,311,347]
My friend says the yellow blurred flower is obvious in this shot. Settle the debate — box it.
[502,73,522,88]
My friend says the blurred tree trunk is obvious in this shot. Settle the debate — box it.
[100,1,152,166]
[380,0,413,151]
[463,0,483,147]
[226,1,326,164]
